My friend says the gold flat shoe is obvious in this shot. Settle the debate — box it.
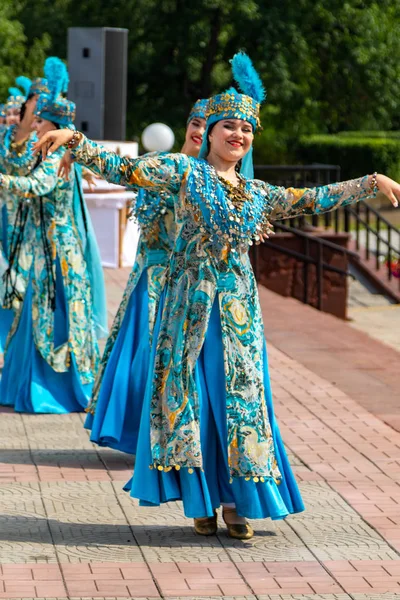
[194,512,218,536]
[223,519,254,540]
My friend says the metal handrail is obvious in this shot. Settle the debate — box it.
[254,163,400,293]
[337,203,400,286]
[272,222,359,257]
[252,222,357,311]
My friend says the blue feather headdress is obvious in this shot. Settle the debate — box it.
[230,52,266,105]
[15,76,32,98]
[44,56,69,101]
[34,56,75,126]
[198,51,266,178]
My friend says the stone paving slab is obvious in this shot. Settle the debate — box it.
[258,285,400,429]
[2,269,400,598]
[6,595,400,600]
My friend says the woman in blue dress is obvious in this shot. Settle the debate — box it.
[0,60,100,413]
[0,62,107,356]
[0,76,49,352]
[84,99,207,454]
[36,52,399,538]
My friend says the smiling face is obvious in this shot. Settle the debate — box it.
[183,116,206,157]
[5,107,20,126]
[32,117,57,140]
[208,119,254,163]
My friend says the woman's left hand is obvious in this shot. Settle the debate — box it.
[58,150,74,179]
[376,174,400,207]
[82,169,97,191]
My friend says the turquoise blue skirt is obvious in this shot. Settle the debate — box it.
[122,290,305,520]
[0,307,13,353]
[84,272,149,453]
[0,262,92,414]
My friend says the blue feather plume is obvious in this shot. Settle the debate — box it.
[44,56,69,100]
[15,76,32,97]
[8,87,24,98]
[230,52,266,104]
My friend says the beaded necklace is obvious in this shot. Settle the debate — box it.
[187,158,273,252]
[217,174,251,213]
[0,126,38,173]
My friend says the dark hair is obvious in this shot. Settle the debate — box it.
[19,93,35,121]
[206,122,216,154]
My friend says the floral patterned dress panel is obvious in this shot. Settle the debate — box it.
[0,150,99,384]
[85,185,176,413]
[73,137,376,478]
[0,126,38,259]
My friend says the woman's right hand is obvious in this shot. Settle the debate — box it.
[33,129,75,160]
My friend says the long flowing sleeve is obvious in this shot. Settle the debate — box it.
[0,153,61,198]
[265,175,375,219]
[71,135,189,194]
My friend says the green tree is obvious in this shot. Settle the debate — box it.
[13,0,400,154]
[0,0,50,102]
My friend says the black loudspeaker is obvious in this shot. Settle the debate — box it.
[67,27,128,140]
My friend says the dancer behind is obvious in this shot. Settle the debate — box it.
[0,75,49,257]
[0,77,48,352]
[35,52,399,539]
[4,88,25,126]
[84,99,207,454]
[1,65,106,341]
[0,59,99,413]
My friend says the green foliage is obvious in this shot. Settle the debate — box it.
[0,0,50,102]
[338,131,400,138]
[298,134,400,181]
[5,0,400,146]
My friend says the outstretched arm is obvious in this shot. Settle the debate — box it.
[265,174,399,219]
[34,130,188,194]
[0,152,60,198]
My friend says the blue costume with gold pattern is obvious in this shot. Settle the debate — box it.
[0,124,38,351]
[71,129,376,517]
[85,100,207,454]
[0,58,101,413]
[0,81,38,350]
[0,148,100,412]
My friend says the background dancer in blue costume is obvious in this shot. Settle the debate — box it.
[0,75,49,352]
[36,52,399,539]
[3,88,25,127]
[0,58,100,413]
[84,99,207,454]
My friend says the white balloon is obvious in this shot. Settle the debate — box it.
[142,123,175,152]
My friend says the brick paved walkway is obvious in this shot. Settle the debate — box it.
[1,269,400,599]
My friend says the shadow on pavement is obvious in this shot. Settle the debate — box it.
[0,448,134,470]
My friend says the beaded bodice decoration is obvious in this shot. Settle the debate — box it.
[0,149,99,384]
[217,175,250,212]
[0,126,38,175]
[186,160,273,251]
[71,136,378,479]
[135,188,172,245]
